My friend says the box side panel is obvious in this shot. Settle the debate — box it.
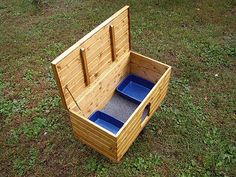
[130,51,170,83]
[117,54,171,161]
[51,6,130,110]
[142,68,171,127]
[69,111,118,161]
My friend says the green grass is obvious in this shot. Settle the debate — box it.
[0,0,235,176]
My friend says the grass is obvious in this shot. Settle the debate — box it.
[0,0,235,176]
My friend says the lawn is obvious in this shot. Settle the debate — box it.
[0,0,235,176]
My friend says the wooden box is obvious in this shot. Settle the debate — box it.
[51,6,171,162]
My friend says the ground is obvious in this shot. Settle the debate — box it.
[0,0,235,176]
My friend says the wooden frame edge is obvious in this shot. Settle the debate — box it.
[51,63,68,110]
[128,6,131,50]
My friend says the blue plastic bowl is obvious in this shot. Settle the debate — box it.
[89,111,124,135]
[116,74,155,104]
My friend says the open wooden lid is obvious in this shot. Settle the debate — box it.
[51,6,131,109]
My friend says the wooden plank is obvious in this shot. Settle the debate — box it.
[60,61,83,83]
[71,53,130,116]
[128,7,131,50]
[65,45,129,109]
[69,110,117,141]
[117,104,145,155]
[88,43,129,82]
[54,10,128,74]
[80,11,128,56]
[80,48,90,86]
[57,16,128,78]
[116,43,130,61]
[87,26,128,71]
[117,119,141,158]
[77,54,129,106]
[141,84,169,128]
[149,76,171,113]
[147,72,171,104]
[110,25,116,61]
[89,48,112,75]
[61,46,112,99]
[67,50,129,110]
[70,117,116,147]
[60,27,129,103]
[72,122,117,152]
[117,113,142,148]
[131,63,162,83]
[51,63,67,109]
[149,86,168,115]
[85,23,128,65]
[116,107,143,145]
[130,51,170,75]
[74,132,116,161]
[57,14,128,78]
[52,6,129,65]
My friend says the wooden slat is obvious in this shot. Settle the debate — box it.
[130,51,170,75]
[69,111,117,160]
[149,86,168,115]
[89,47,112,74]
[128,7,131,50]
[69,110,116,141]
[85,24,128,66]
[51,6,130,109]
[117,118,141,157]
[117,105,144,144]
[56,21,127,80]
[80,11,128,58]
[77,54,129,106]
[56,12,128,75]
[72,123,116,149]
[57,15,128,82]
[67,50,129,110]
[51,63,67,109]
[80,48,90,85]
[147,72,171,104]
[88,43,129,83]
[71,52,130,116]
[52,6,129,65]
[117,112,142,147]
[131,63,162,83]
[61,26,129,106]
[74,130,117,161]
[142,83,169,128]
[71,117,116,147]
[110,25,116,61]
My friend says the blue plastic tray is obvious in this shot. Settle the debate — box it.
[116,74,155,104]
[89,111,124,135]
